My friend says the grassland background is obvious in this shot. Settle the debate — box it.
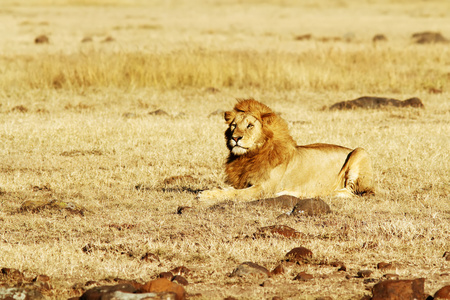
[0,0,449,299]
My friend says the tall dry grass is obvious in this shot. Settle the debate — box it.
[2,45,449,93]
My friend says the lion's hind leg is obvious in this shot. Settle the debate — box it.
[334,147,375,197]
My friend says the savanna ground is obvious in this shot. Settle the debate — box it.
[0,0,449,299]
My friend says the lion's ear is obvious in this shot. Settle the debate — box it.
[224,111,235,123]
[261,112,275,125]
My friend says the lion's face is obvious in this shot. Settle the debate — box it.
[225,113,265,156]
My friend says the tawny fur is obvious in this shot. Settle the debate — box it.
[199,99,375,202]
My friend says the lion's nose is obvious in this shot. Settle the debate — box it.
[232,136,242,143]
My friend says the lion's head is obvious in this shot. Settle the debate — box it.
[224,99,297,188]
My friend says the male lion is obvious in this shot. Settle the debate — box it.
[199,99,374,202]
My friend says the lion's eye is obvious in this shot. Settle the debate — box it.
[230,123,236,130]
[247,124,254,129]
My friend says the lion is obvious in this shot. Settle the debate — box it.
[199,99,375,202]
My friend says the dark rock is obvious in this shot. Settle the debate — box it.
[172,275,188,286]
[291,198,331,216]
[373,34,387,42]
[444,251,450,261]
[371,278,425,300]
[254,225,305,239]
[248,195,304,209]
[377,262,394,270]
[295,34,312,41]
[434,285,450,299]
[329,96,424,110]
[357,270,373,278]
[412,31,449,44]
[148,109,169,116]
[231,262,270,278]
[284,247,313,263]
[293,272,313,281]
[80,284,136,300]
[139,278,186,300]
[35,35,49,44]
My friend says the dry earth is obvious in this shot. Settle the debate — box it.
[0,0,449,299]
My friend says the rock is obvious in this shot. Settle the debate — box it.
[443,251,450,261]
[139,278,186,300]
[172,275,188,286]
[35,35,49,44]
[80,283,136,300]
[295,34,312,41]
[81,36,93,43]
[412,31,449,44]
[291,198,331,216]
[373,34,387,42]
[357,270,373,278]
[293,272,313,281]
[148,109,169,116]
[434,285,450,299]
[20,199,87,215]
[231,262,270,278]
[248,195,304,209]
[0,287,45,300]
[284,247,313,263]
[371,278,425,300]
[176,206,193,214]
[377,262,394,270]
[271,264,285,276]
[329,97,424,110]
[102,36,115,43]
[254,225,305,239]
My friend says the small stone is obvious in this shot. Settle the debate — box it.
[434,285,450,299]
[176,206,193,215]
[35,35,49,44]
[293,272,313,281]
[254,225,305,239]
[377,262,393,270]
[371,278,425,300]
[172,275,188,286]
[148,109,169,116]
[291,198,331,216]
[139,278,186,300]
[271,264,285,276]
[159,272,173,280]
[443,251,450,261]
[357,270,373,278]
[231,262,270,278]
[284,247,313,263]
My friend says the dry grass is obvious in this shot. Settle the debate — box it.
[0,0,449,299]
